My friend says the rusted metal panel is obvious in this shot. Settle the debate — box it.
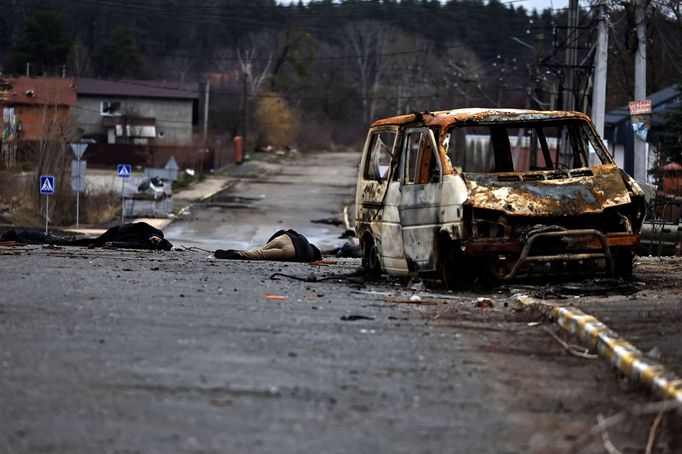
[371,108,588,129]
[464,164,631,216]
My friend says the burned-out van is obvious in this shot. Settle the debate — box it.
[355,109,646,288]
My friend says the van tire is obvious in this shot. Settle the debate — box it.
[362,237,382,281]
[438,239,469,290]
[611,247,634,277]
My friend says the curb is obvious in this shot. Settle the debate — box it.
[518,297,682,404]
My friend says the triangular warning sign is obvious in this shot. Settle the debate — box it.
[41,178,54,192]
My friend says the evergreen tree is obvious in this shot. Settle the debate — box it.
[96,28,142,79]
[6,12,72,76]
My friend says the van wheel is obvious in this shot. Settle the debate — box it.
[438,239,469,290]
[611,248,633,277]
[362,238,382,281]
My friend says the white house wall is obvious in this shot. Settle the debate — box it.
[73,97,195,145]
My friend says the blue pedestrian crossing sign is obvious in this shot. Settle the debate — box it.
[117,164,131,178]
[40,175,55,195]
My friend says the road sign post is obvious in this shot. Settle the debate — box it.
[71,158,87,228]
[40,175,55,234]
[71,144,88,228]
[117,164,131,224]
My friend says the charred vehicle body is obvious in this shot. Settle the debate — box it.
[355,109,646,287]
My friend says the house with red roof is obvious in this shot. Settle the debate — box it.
[1,76,77,142]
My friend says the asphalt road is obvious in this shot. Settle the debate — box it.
[1,151,680,453]
[164,151,360,253]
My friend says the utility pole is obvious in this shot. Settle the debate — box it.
[633,0,648,181]
[242,68,248,149]
[591,0,608,139]
[558,0,580,166]
[564,0,580,112]
[202,79,210,143]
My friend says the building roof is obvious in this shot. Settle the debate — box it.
[75,78,199,100]
[605,85,680,126]
[0,76,77,106]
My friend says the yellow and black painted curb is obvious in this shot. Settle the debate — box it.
[519,297,682,404]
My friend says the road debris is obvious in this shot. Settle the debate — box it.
[542,326,598,359]
[475,297,495,308]
[534,278,642,298]
[311,217,344,227]
[340,315,374,321]
[264,293,287,301]
[210,398,233,407]
[385,296,439,306]
[568,400,681,453]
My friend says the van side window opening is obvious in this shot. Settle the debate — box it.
[445,120,600,173]
[404,131,441,184]
[365,131,396,180]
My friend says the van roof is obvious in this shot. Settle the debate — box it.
[370,108,590,128]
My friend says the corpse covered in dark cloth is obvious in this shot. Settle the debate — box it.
[0,222,173,251]
[215,229,321,262]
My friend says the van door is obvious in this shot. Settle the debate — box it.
[398,128,442,272]
[356,127,408,274]
[357,127,397,211]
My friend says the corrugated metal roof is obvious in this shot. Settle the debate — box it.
[0,76,77,106]
[75,78,199,100]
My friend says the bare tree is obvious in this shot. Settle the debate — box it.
[162,55,195,83]
[344,21,396,124]
[236,33,274,97]
[68,41,93,77]
[388,34,433,115]
[28,97,78,225]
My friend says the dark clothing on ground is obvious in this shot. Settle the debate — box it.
[0,222,173,251]
[267,229,322,262]
[215,229,321,262]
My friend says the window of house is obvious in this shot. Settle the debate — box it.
[101,101,121,116]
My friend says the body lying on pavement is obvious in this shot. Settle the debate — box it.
[215,229,321,262]
[0,222,173,251]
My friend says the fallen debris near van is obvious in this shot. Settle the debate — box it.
[311,217,344,227]
[340,315,374,321]
[533,278,642,298]
[385,296,439,305]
